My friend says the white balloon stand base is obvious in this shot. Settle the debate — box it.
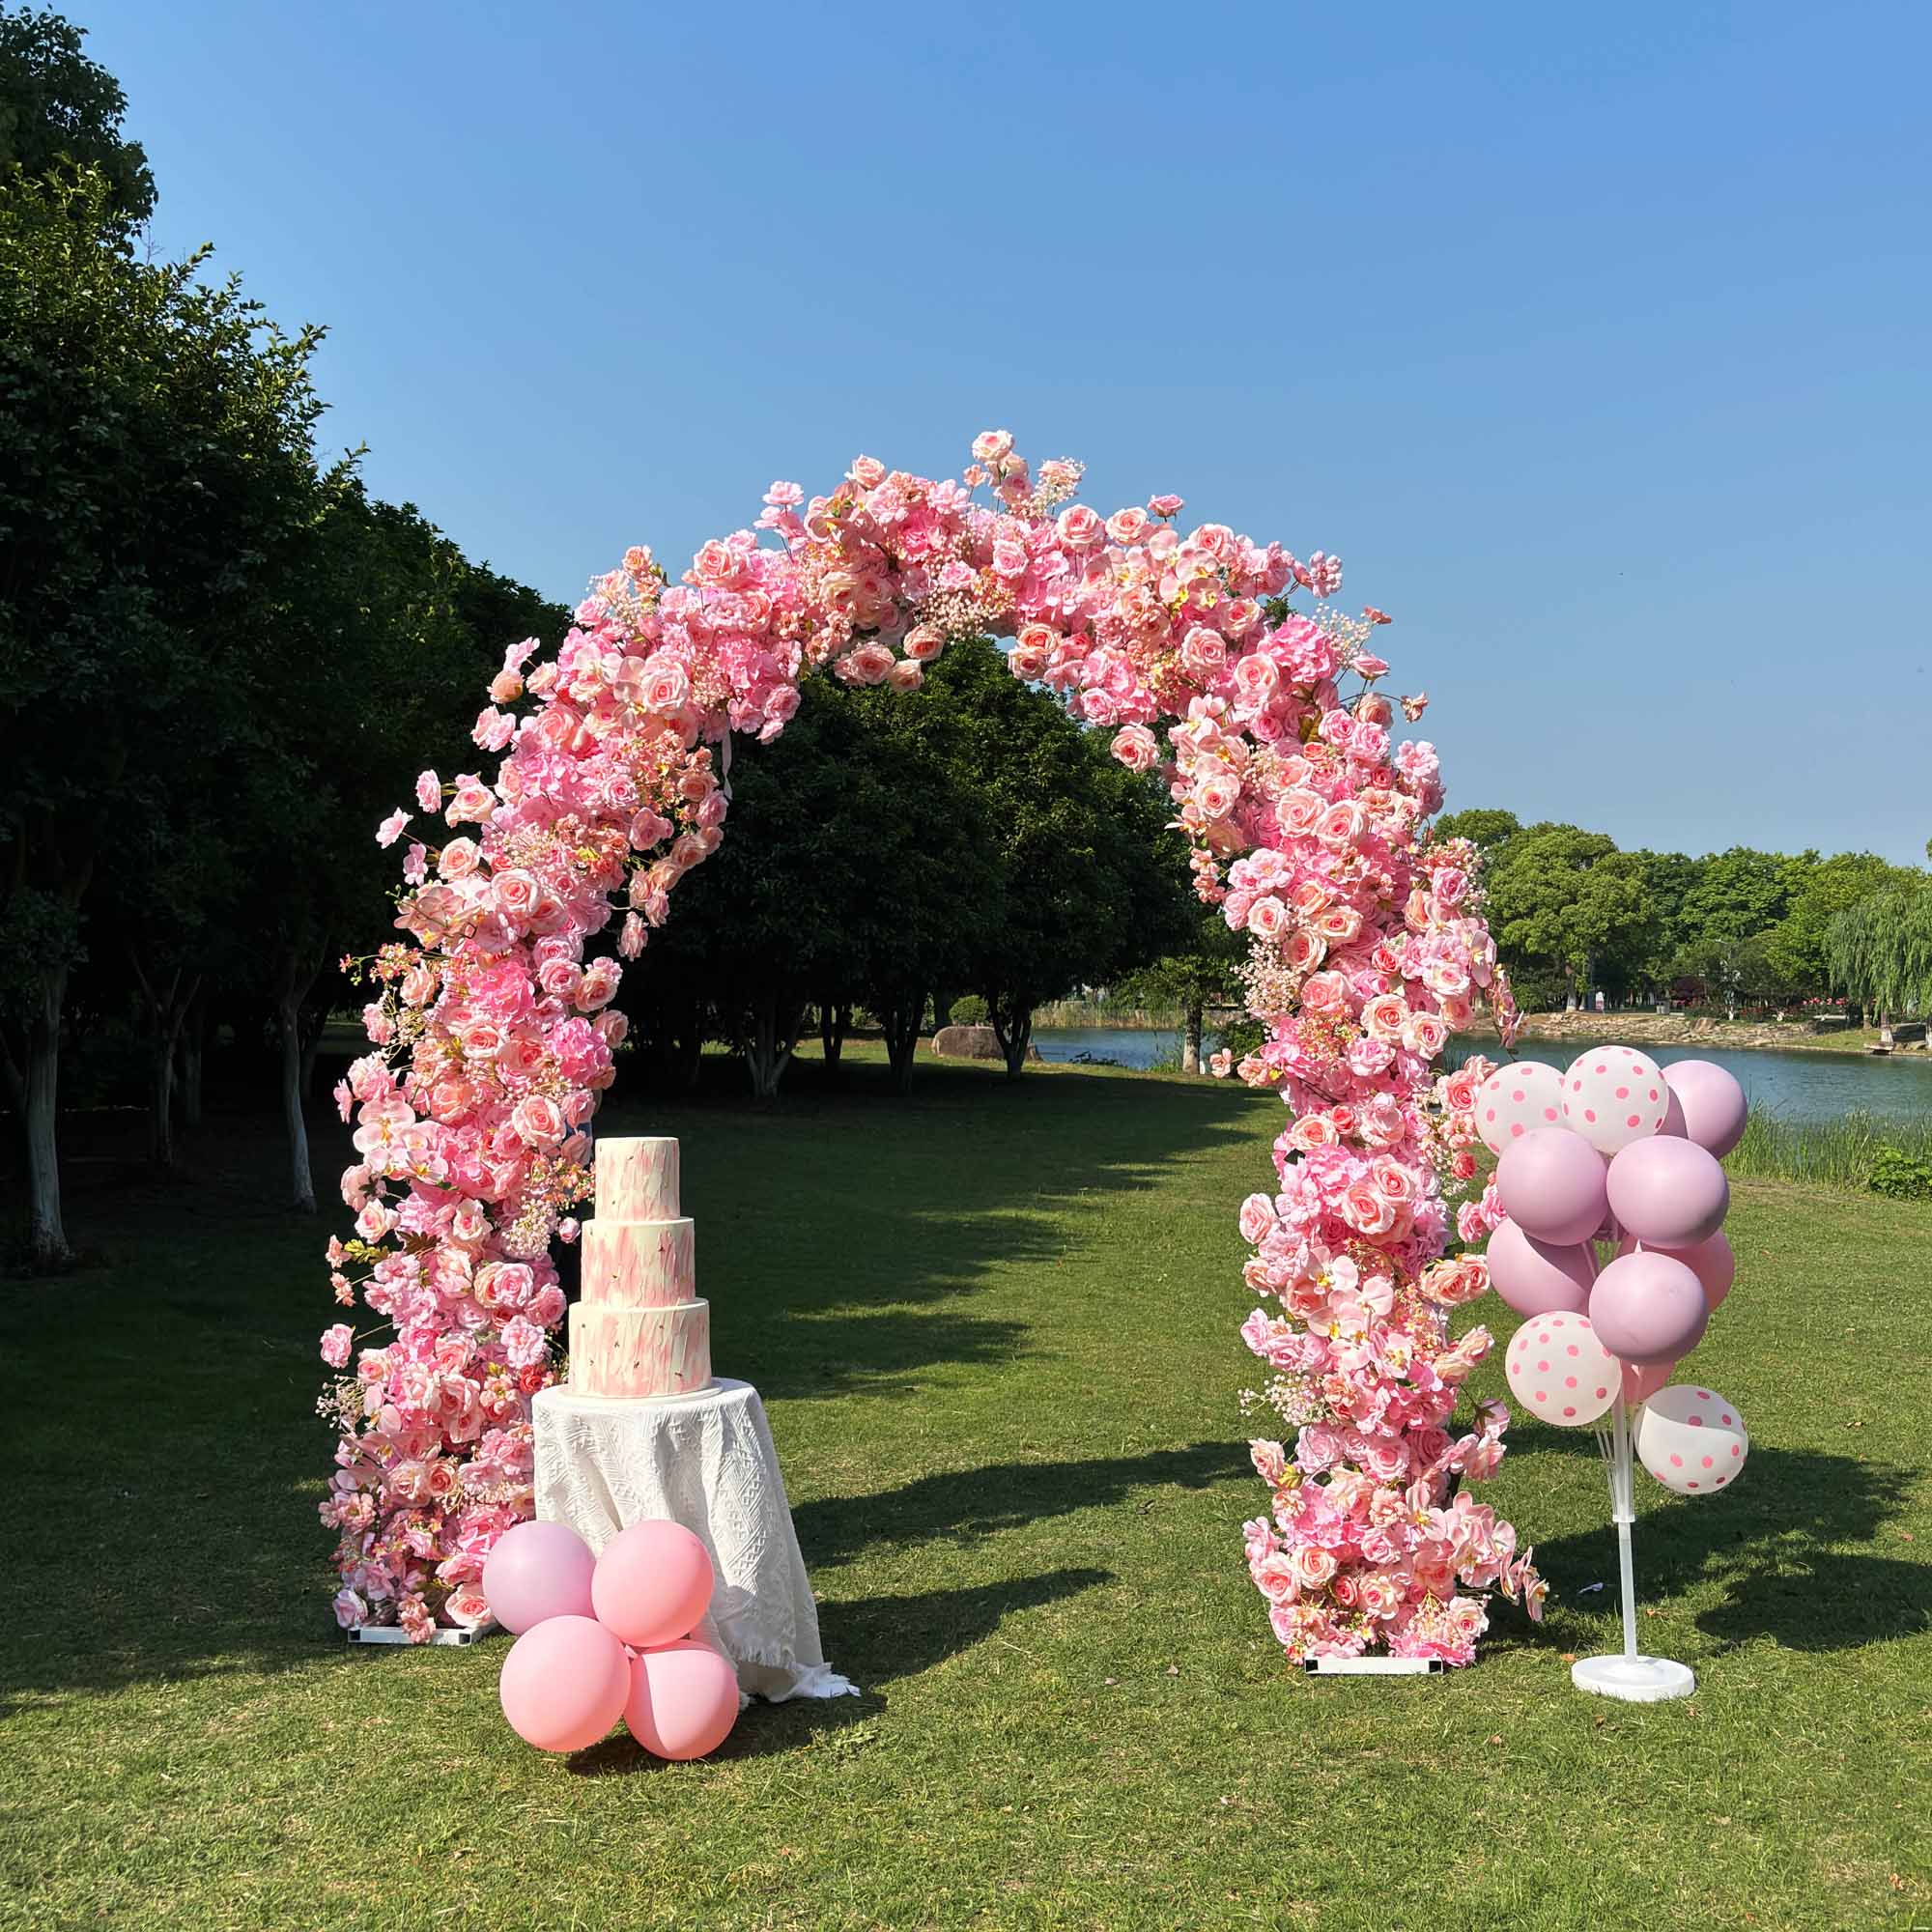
[1577,1388,1694,1702]
[1571,1654,1694,1703]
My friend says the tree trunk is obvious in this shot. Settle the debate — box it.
[1181,1001,1203,1074]
[180,984,207,1128]
[0,962,71,1265]
[819,1000,849,1081]
[990,996,1035,1081]
[279,987,316,1213]
[299,1000,327,1097]
[741,986,803,1099]
[128,953,197,1171]
[879,988,924,1096]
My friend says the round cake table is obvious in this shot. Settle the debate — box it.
[531,1378,855,1702]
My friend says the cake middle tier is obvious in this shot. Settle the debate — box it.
[568,1299,711,1399]
[579,1215,695,1308]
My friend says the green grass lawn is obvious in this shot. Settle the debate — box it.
[3,1048,1928,1930]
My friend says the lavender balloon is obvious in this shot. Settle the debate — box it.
[1606,1136,1730,1248]
[1661,1059,1748,1158]
[1589,1250,1710,1365]
[1496,1126,1609,1246]
[1620,1228,1734,1312]
[481,1519,597,1635]
[1487,1217,1594,1318]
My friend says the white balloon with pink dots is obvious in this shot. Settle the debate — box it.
[1503,1310,1619,1428]
[1634,1384,1748,1495]
[1560,1043,1672,1155]
[1474,1060,1567,1155]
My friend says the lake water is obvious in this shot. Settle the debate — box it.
[1035,1026,1932,1123]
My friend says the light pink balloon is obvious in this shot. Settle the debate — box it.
[1486,1218,1593,1318]
[1474,1061,1566,1155]
[625,1639,741,1761]
[1588,1251,1709,1365]
[1620,1356,1676,1406]
[498,1614,630,1753]
[1606,1136,1730,1249]
[1559,1044,1672,1154]
[481,1519,597,1635]
[1661,1060,1748,1158]
[1495,1126,1609,1246]
[1620,1229,1734,1312]
[1503,1310,1619,1427]
[591,1520,715,1650]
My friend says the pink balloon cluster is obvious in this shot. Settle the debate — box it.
[1478,1053,1751,1491]
[483,1518,739,1759]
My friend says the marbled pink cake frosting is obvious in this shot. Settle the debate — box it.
[570,1136,713,1399]
[595,1135,680,1222]
[579,1215,695,1308]
[568,1299,711,1399]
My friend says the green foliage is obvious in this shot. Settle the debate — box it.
[1211,1014,1265,1063]
[949,993,989,1025]
[1117,899,1246,1016]
[0,6,154,234]
[1869,1143,1932,1202]
[1824,877,1932,1020]
[1760,851,1908,996]
[1433,807,1520,859]
[1485,823,1656,999]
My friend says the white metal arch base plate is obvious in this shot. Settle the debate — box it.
[1573,1654,1695,1702]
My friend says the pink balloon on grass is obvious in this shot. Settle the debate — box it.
[1495,1126,1609,1246]
[590,1520,716,1650]
[1503,1310,1619,1427]
[625,1639,741,1761]
[481,1519,597,1635]
[1661,1059,1748,1158]
[1486,1217,1593,1318]
[1559,1044,1672,1154]
[1620,1229,1734,1313]
[1633,1383,1748,1495]
[498,1614,630,1753]
[1588,1250,1710,1365]
[1474,1061,1566,1154]
[1606,1136,1730,1248]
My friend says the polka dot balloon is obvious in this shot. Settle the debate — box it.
[1560,1043,1672,1155]
[1503,1310,1619,1428]
[1474,1061,1566,1155]
[1633,1383,1748,1496]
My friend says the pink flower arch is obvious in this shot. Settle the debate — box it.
[320,433,1543,1662]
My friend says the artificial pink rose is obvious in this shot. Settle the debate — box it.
[904,624,946,663]
[1363,994,1409,1043]
[1110,724,1159,773]
[438,838,480,880]
[1299,971,1349,1016]
[332,1587,368,1630]
[1105,506,1150,545]
[576,958,621,1010]
[1275,789,1324,838]
[320,1323,355,1369]
[1317,801,1365,849]
[500,1316,548,1369]
[376,809,410,848]
[971,429,1014,463]
[1343,1183,1397,1236]
[1208,1049,1233,1078]
[1406,1011,1449,1058]
[509,1094,565,1149]
[491,869,542,922]
[1192,772,1240,821]
[1247,895,1289,940]
[1249,1438,1289,1487]
[1056,504,1105,550]
[1291,1544,1338,1590]
[887,660,923,693]
[1238,1193,1278,1244]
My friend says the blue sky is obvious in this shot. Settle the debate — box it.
[86,1,1928,865]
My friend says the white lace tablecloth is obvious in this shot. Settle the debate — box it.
[531,1378,855,1702]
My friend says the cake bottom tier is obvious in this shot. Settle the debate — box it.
[568,1298,712,1399]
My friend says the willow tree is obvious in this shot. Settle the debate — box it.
[1825,879,1932,1025]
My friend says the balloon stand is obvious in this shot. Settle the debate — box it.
[347,1619,499,1647]
[1572,1395,1693,1704]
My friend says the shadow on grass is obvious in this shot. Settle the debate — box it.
[794,1441,1246,1570]
[564,1567,1114,1774]
[1522,1446,1927,1653]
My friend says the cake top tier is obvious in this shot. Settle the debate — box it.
[593,1135,680,1222]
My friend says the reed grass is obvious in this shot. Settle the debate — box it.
[1725,1106,1932,1191]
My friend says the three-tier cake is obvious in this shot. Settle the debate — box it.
[567,1135,713,1400]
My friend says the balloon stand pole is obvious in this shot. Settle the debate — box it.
[1573,1396,1694,1703]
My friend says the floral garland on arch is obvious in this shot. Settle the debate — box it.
[318,432,1542,1662]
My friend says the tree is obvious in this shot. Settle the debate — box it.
[0,7,154,234]
[1485,824,1658,1008]
[920,641,1192,1077]
[0,172,324,1262]
[1434,808,1520,863]
[1118,901,1245,1073]
[1673,846,1792,949]
[1826,878,1932,1025]
[1761,851,1909,999]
